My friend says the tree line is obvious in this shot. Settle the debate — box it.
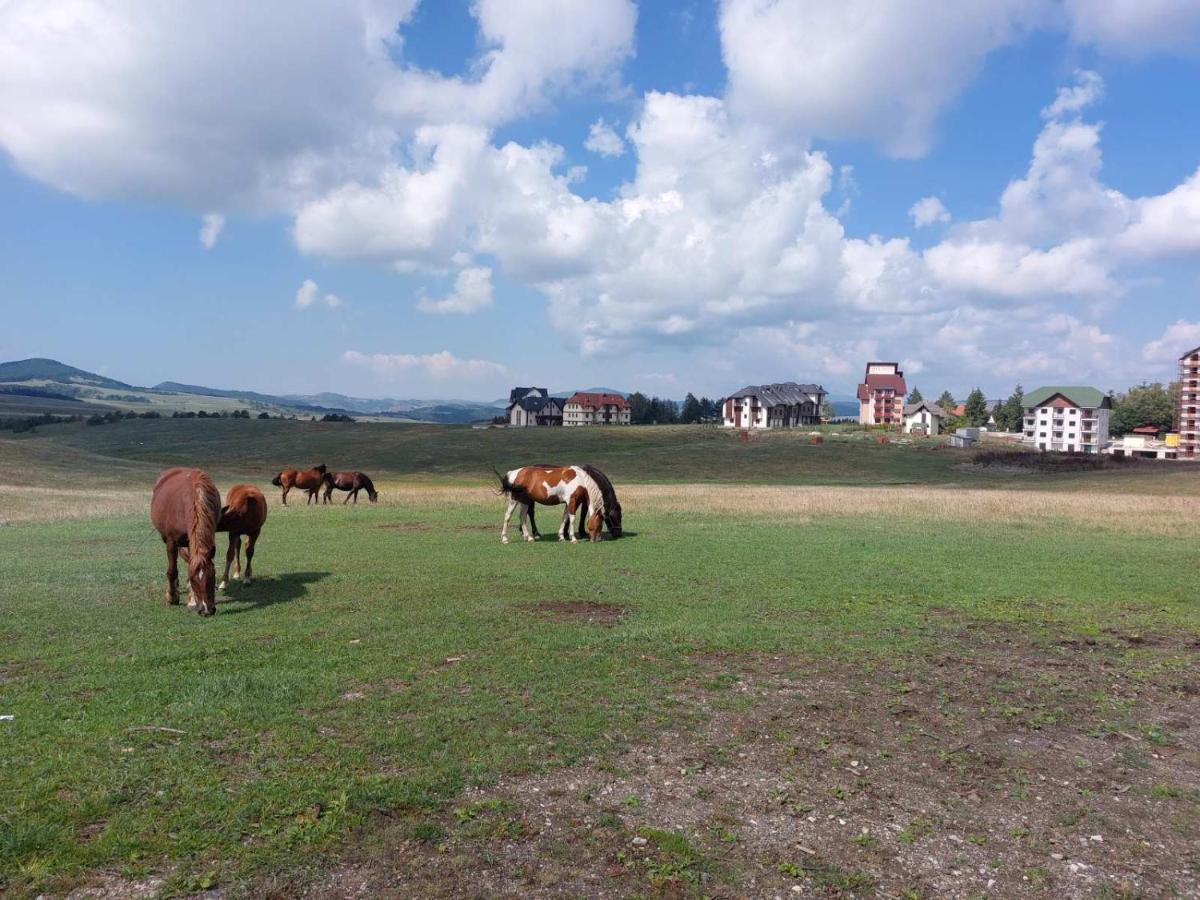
[626,392,721,424]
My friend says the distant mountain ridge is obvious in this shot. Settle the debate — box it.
[1,358,506,423]
[0,357,133,390]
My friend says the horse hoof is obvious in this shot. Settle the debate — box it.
[217,581,227,592]
[501,537,509,544]
[524,535,536,543]
[569,537,579,544]
[243,577,252,586]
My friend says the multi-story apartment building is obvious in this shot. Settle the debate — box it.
[1178,345,1200,460]
[856,362,906,426]
[722,382,826,429]
[1021,386,1111,453]
[563,392,631,426]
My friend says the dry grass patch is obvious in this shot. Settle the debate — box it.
[625,484,1200,535]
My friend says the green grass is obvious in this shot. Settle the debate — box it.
[1,419,1198,895]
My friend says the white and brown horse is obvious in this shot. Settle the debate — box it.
[150,467,221,616]
[526,463,622,541]
[495,465,608,544]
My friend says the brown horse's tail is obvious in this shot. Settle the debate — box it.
[271,472,283,487]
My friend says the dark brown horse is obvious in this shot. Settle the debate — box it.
[526,463,622,540]
[494,465,606,544]
[150,467,221,616]
[322,471,378,504]
[271,464,326,505]
[216,484,268,590]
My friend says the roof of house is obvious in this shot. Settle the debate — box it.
[566,391,629,409]
[1132,424,1160,434]
[508,386,548,404]
[1182,345,1200,360]
[514,395,562,414]
[856,375,907,401]
[1023,386,1109,409]
[727,382,826,406]
[904,401,949,418]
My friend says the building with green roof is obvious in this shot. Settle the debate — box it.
[1021,386,1112,454]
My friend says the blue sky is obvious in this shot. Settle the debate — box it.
[2,1,1199,402]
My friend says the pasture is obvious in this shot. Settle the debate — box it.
[1,420,1198,898]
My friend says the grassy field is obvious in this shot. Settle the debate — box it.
[1,421,1198,897]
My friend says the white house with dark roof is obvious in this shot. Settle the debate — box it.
[722,382,826,429]
[1022,386,1111,453]
[506,387,563,427]
[903,401,949,435]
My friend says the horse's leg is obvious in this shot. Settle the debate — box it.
[346,489,353,505]
[219,535,236,591]
[528,502,540,539]
[576,496,589,539]
[165,540,180,605]
[519,502,535,542]
[501,497,517,544]
[243,532,256,584]
[233,535,243,579]
[560,500,577,543]
[281,485,289,506]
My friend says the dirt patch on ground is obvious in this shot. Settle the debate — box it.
[517,600,628,627]
[374,522,432,532]
[300,626,1199,899]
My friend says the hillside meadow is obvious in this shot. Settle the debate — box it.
[1,420,1197,897]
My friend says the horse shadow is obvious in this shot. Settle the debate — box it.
[217,570,329,615]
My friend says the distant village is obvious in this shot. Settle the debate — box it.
[502,344,1200,462]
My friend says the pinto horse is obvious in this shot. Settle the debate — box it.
[322,471,378,504]
[150,467,221,616]
[529,463,622,540]
[216,484,267,590]
[495,465,607,544]
[271,464,326,505]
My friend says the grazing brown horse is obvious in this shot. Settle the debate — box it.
[150,467,221,616]
[494,465,606,544]
[216,485,268,590]
[529,463,623,541]
[271,464,326,505]
[322,471,378,504]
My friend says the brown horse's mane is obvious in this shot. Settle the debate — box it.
[189,471,218,554]
[581,464,619,513]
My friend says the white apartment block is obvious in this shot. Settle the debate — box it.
[1021,386,1111,454]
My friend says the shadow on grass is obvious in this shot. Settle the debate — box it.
[218,570,329,615]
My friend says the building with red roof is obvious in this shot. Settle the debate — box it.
[564,391,631,426]
[857,362,906,426]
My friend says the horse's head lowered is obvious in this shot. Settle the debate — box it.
[604,499,623,538]
[187,547,216,616]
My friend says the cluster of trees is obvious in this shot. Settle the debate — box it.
[626,392,721,424]
[1110,382,1176,435]
[170,409,259,419]
[1,413,79,433]
[87,410,162,426]
[319,413,356,422]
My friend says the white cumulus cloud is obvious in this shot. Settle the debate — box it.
[198,212,225,249]
[295,278,341,309]
[342,349,507,380]
[417,267,494,315]
[585,118,625,156]
[909,197,951,228]
[1143,320,1200,363]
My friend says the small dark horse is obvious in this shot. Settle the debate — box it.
[150,467,220,616]
[322,471,378,504]
[528,463,623,540]
[217,484,268,589]
[271,464,326,505]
